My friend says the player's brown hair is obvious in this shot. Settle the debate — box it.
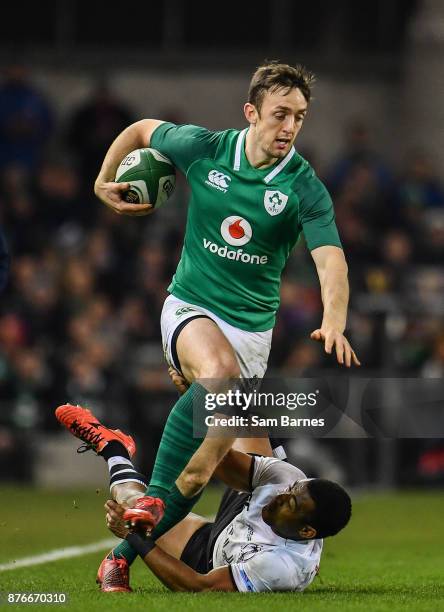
[248,61,315,112]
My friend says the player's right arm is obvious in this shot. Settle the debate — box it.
[137,544,237,592]
[213,449,254,491]
[94,119,164,216]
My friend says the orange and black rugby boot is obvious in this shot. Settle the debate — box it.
[123,496,165,534]
[96,552,131,593]
[55,404,136,457]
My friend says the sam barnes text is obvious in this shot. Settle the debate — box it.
[205,415,325,427]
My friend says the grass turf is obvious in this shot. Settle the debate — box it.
[0,486,443,611]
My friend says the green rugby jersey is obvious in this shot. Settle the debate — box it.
[150,122,342,332]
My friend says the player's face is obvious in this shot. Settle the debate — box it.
[261,479,316,540]
[246,87,308,161]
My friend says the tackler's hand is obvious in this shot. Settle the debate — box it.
[104,499,129,539]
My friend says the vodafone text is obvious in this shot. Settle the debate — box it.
[203,239,268,265]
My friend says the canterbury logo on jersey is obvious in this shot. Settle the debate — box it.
[205,170,231,193]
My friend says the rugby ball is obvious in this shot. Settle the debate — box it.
[115,148,176,208]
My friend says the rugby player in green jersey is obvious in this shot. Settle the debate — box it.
[62,62,360,590]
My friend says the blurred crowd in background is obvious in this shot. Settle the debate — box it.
[0,66,443,485]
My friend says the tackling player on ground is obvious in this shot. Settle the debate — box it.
[87,61,360,585]
[56,401,351,592]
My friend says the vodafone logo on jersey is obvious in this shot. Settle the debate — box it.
[202,215,267,266]
[220,216,252,246]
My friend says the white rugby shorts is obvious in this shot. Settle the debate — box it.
[160,294,272,379]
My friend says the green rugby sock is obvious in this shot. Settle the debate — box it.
[151,484,202,540]
[111,382,207,563]
[110,538,138,563]
[147,382,207,501]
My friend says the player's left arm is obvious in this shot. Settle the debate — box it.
[310,245,360,367]
[127,534,236,591]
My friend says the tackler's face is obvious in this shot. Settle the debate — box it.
[262,479,317,540]
[247,87,308,161]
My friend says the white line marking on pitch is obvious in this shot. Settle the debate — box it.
[0,515,216,572]
[0,538,118,572]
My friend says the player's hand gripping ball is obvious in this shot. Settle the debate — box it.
[115,148,176,208]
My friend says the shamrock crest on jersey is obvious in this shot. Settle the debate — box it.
[264,190,288,216]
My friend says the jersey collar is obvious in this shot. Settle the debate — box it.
[233,128,247,171]
[233,128,296,183]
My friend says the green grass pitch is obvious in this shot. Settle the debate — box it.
[0,486,443,611]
